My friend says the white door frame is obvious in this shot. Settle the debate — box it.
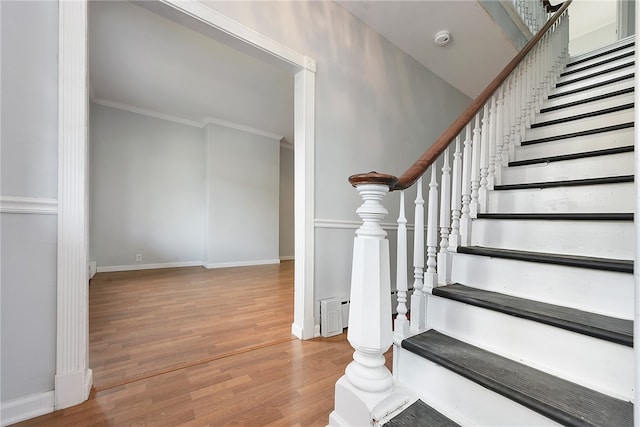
[57,0,316,409]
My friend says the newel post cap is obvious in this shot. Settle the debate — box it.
[348,172,398,189]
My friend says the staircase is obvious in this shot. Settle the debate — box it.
[387,36,635,427]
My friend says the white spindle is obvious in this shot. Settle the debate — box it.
[488,95,497,189]
[495,87,505,184]
[438,149,451,286]
[460,125,473,245]
[410,178,426,332]
[470,114,482,217]
[425,166,438,291]
[479,104,490,212]
[394,191,409,339]
[449,137,463,250]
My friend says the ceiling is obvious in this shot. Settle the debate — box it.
[88,1,523,145]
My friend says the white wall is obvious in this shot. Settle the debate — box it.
[279,146,295,260]
[205,123,280,267]
[569,0,618,55]
[202,1,471,308]
[90,103,206,269]
[0,0,59,414]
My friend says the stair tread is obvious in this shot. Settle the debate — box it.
[402,330,634,427]
[457,246,633,273]
[548,73,634,99]
[493,175,634,190]
[567,40,634,67]
[561,50,635,77]
[556,61,635,88]
[510,145,634,166]
[522,122,634,145]
[433,284,633,346]
[477,212,633,221]
[384,400,460,427]
[540,87,634,113]
[531,102,634,128]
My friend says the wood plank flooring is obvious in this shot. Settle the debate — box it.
[15,261,392,426]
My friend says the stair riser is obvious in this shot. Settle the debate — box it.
[514,128,633,161]
[557,56,634,85]
[396,349,564,426]
[486,182,634,213]
[534,92,634,123]
[469,219,633,259]
[543,78,634,108]
[426,296,634,400]
[502,151,634,184]
[524,109,633,141]
[550,68,634,97]
[449,252,633,318]
[567,43,634,69]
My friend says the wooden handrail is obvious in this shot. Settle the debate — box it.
[349,0,571,191]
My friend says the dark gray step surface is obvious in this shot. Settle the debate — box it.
[540,87,634,113]
[402,330,634,427]
[548,73,634,99]
[493,175,634,190]
[531,103,634,128]
[509,145,634,166]
[522,122,634,145]
[477,212,633,221]
[384,400,460,427]
[457,246,633,273]
[556,62,635,88]
[566,41,634,68]
[562,50,634,77]
[433,284,633,346]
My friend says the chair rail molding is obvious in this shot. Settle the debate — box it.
[0,196,58,215]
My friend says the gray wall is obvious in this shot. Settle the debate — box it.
[205,123,280,266]
[279,147,294,259]
[89,103,207,269]
[1,0,59,402]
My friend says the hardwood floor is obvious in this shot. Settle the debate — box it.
[15,261,391,426]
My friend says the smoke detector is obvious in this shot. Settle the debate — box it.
[434,31,452,47]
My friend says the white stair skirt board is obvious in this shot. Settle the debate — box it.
[503,151,634,183]
[557,55,635,85]
[514,127,634,161]
[543,79,634,108]
[394,349,564,427]
[470,219,633,259]
[1,391,54,427]
[450,252,633,318]
[523,109,633,141]
[486,182,635,213]
[549,68,634,97]
[426,296,634,401]
[534,92,635,123]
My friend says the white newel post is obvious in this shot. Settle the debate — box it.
[330,174,407,427]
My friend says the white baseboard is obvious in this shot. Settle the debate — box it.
[1,391,54,427]
[96,261,203,273]
[280,255,295,261]
[203,259,280,269]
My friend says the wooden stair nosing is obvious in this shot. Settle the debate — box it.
[493,175,634,190]
[433,284,633,346]
[522,122,634,145]
[548,74,634,99]
[561,50,635,77]
[456,246,633,273]
[566,41,635,68]
[509,145,634,166]
[383,400,461,427]
[531,103,634,128]
[556,61,635,88]
[401,330,634,427]
[476,212,633,221]
[540,87,634,113]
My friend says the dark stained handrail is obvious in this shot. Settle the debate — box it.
[349,0,571,191]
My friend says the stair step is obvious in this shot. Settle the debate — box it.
[509,145,634,167]
[477,212,633,221]
[539,87,634,114]
[531,102,633,128]
[536,90,634,123]
[434,284,633,346]
[522,122,634,145]
[457,246,633,273]
[401,330,634,427]
[548,73,634,99]
[524,110,633,142]
[567,39,634,68]
[556,61,635,88]
[384,400,460,427]
[543,76,634,109]
[487,181,634,214]
[502,150,633,183]
[561,49,634,78]
[494,175,633,190]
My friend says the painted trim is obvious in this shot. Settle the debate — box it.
[0,391,54,427]
[203,259,281,269]
[280,255,295,261]
[97,261,204,273]
[203,117,283,141]
[0,196,58,214]
[633,11,639,425]
[314,219,422,231]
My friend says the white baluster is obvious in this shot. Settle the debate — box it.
[438,149,451,286]
[460,125,473,245]
[479,104,490,213]
[495,87,505,184]
[449,137,463,250]
[394,191,409,339]
[424,166,438,291]
[488,95,497,189]
[470,114,482,217]
[410,178,426,332]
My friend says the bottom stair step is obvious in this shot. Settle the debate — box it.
[384,399,460,427]
[402,330,633,427]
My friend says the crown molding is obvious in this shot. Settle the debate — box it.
[203,117,283,141]
[0,196,58,215]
